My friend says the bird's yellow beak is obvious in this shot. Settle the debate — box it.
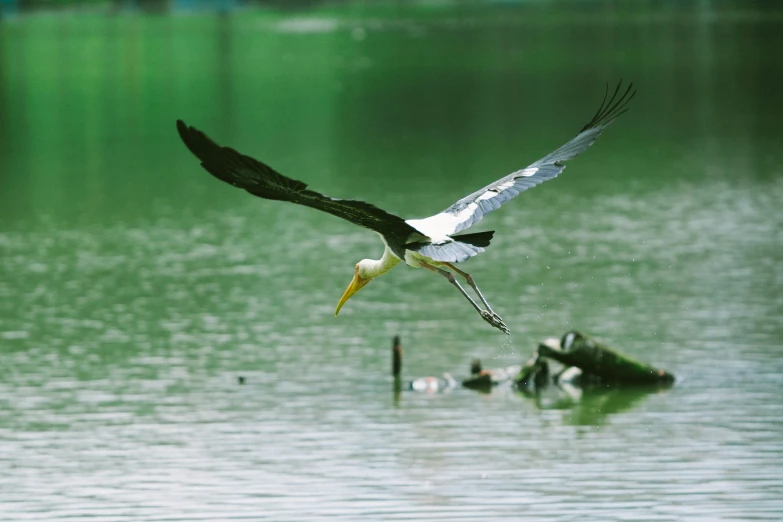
[335,270,370,316]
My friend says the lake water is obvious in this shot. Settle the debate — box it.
[1,2,782,520]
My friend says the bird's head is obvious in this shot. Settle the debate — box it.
[334,260,374,316]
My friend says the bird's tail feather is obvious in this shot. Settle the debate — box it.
[452,231,495,248]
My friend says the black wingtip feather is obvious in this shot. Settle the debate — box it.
[580,80,636,133]
[175,119,311,195]
[176,119,218,166]
[176,119,203,157]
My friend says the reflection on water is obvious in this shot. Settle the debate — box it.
[1,2,783,520]
[532,384,672,426]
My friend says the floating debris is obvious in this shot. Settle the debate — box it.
[389,331,674,397]
[462,358,521,391]
[392,335,455,394]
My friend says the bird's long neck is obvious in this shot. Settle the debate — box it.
[365,246,402,278]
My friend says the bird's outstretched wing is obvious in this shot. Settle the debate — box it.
[435,81,635,235]
[176,120,419,241]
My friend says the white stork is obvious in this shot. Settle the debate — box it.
[176,81,635,334]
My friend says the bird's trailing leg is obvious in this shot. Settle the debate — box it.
[420,262,510,335]
[444,262,509,335]
[444,263,496,313]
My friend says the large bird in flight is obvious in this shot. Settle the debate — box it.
[176,81,635,334]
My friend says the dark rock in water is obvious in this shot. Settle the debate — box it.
[237,376,246,385]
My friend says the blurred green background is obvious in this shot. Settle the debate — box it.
[1,1,782,520]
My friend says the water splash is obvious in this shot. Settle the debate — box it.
[492,333,516,360]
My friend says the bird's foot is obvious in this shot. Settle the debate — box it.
[480,310,510,335]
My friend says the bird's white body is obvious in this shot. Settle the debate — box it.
[406,216,453,269]
[405,214,460,243]
[363,217,458,276]
[359,231,436,280]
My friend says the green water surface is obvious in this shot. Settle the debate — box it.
[1,2,782,520]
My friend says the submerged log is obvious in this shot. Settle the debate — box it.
[537,331,674,385]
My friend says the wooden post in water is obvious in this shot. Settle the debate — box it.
[392,335,403,396]
[392,335,402,377]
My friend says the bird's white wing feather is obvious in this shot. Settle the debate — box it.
[434,81,635,235]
